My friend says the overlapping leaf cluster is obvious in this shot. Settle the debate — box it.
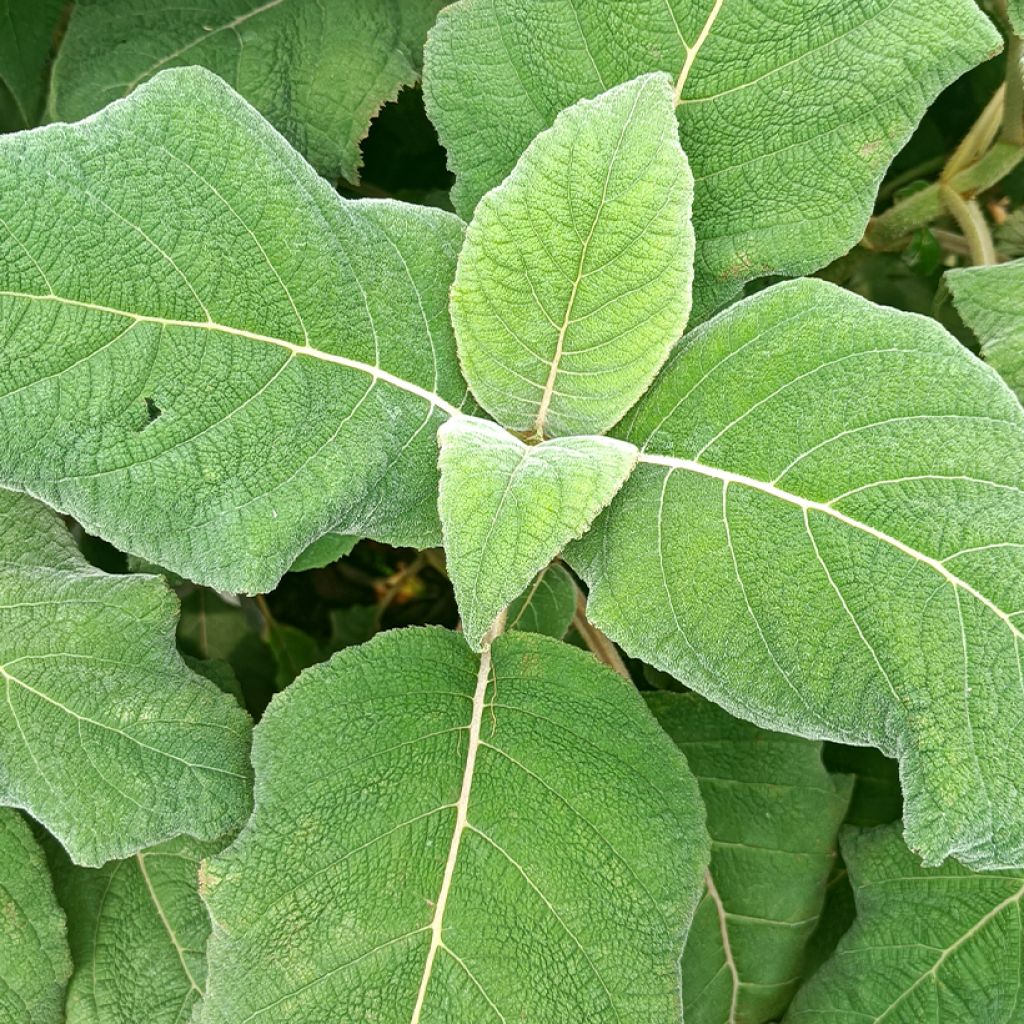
[1,1,1023,1022]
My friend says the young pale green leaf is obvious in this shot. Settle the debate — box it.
[425,0,999,319]
[649,693,851,1024]
[289,532,358,573]
[506,562,578,640]
[0,490,253,867]
[1009,0,1024,33]
[0,809,71,1024]
[786,823,1024,1022]
[570,278,1024,870]
[0,67,472,594]
[47,835,219,1024]
[438,416,636,648]
[450,74,694,438]
[947,257,1024,402]
[199,628,708,1023]
[49,0,443,182]
[0,0,64,130]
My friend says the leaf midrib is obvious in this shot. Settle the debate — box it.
[0,290,461,417]
[6,287,1015,642]
[635,451,1024,642]
[409,621,500,1022]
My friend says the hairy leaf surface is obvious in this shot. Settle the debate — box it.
[0,490,253,866]
[438,416,636,648]
[947,257,1024,401]
[786,823,1024,1022]
[0,0,64,129]
[450,74,693,437]
[199,628,708,1023]
[650,693,850,1024]
[0,809,71,1024]
[571,278,1024,869]
[48,835,219,1024]
[425,0,999,317]
[50,0,443,182]
[506,563,577,640]
[0,68,471,594]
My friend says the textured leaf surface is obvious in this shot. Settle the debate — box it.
[50,0,443,182]
[786,823,1024,1022]
[0,68,471,594]
[0,0,64,129]
[425,0,999,318]
[570,278,1024,869]
[650,693,850,1024]
[49,835,218,1024]
[438,416,636,648]
[948,257,1024,402]
[506,563,577,640]
[199,628,708,1023]
[450,74,693,437]
[0,490,252,866]
[0,809,70,1024]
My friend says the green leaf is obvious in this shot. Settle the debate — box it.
[0,490,253,867]
[947,257,1024,402]
[424,0,999,318]
[648,693,850,1024]
[49,0,444,182]
[1009,0,1024,34]
[0,67,471,594]
[0,809,71,1024]
[199,627,708,1023]
[262,620,321,690]
[48,835,218,1024]
[570,278,1024,870]
[506,563,577,640]
[438,416,636,648]
[451,73,693,438]
[0,0,64,130]
[289,532,358,573]
[785,823,1024,1022]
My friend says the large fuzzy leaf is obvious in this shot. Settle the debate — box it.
[0,809,71,1024]
[0,490,252,866]
[570,278,1024,870]
[438,416,636,648]
[0,68,472,594]
[48,835,219,1024]
[424,0,999,318]
[786,823,1024,1022]
[649,694,850,1024]
[450,74,693,437]
[199,628,708,1023]
[49,0,443,182]
[947,257,1024,402]
[0,0,64,129]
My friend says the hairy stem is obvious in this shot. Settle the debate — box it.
[1004,34,1024,146]
[939,185,997,264]
[573,587,631,680]
[864,50,1024,252]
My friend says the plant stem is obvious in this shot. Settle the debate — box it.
[1004,34,1024,146]
[573,587,631,681]
[865,144,1024,249]
[939,185,997,264]
[944,85,1005,179]
[864,47,1024,252]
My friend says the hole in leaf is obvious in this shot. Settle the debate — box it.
[143,396,162,425]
